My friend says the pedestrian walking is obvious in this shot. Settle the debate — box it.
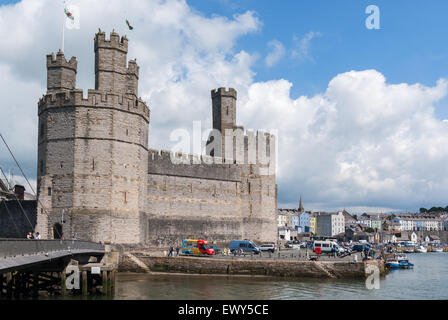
[168,246,174,257]
[34,232,41,239]
[26,232,33,239]
[176,247,180,256]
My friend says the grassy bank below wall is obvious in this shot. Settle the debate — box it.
[119,255,384,279]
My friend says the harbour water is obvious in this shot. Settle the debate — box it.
[114,253,448,300]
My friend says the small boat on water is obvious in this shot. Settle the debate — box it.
[434,247,444,253]
[385,260,399,268]
[399,260,414,268]
[416,246,427,253]
[386,254,414,269]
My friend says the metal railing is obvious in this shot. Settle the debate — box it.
[0,239,104,259]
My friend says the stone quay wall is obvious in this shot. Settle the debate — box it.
[119,255,376,279]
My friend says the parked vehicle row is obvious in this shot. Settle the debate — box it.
[179,239,282,256]
[178,238,383,257]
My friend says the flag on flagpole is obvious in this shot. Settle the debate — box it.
[126,19,134,30]
[64,8,74,20]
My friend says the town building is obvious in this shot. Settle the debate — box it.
[309,213,317,235]
[315,211,345,237]
[277,196,308,232]
[298,212,311,233]
[278,226,297,241]
[392,214,443,231]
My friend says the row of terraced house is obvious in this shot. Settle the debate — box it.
[277,197,448,241]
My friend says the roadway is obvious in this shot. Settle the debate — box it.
[0,239,105,273]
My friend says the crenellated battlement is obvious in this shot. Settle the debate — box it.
[147,148,243,182]
[46,51,77,92]
[38,89,150,121]
[147,128,275,170]
[211,87,237,99]
[37,29,277,246]
[94,29,128,53]
[148,148,231,166]
[46,51,77,71]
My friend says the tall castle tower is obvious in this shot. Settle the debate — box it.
[207,88,245,159]
[36,30,150,244]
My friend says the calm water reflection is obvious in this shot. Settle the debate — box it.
[115,253,448,300]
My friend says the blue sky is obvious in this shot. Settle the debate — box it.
[0,0,447,212]
[1,0,448,118]
[187,0,448,120]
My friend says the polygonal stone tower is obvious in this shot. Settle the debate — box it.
[36,30,150,244]
[207,87,245,159]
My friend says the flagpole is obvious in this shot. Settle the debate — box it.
[62,0,65,52]
[62,16,65,52]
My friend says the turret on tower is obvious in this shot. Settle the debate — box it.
[126,59,139,97]
[207,87,241,158]
[46,51,77,92]
[94,29,132,93]
[211,87,237,133]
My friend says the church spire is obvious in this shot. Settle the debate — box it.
[299,195,304,212]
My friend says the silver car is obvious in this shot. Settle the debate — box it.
[259,243,276,253]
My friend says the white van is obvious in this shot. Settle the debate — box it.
[313,241,339,253]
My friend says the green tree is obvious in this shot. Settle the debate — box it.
[429,207,444,213]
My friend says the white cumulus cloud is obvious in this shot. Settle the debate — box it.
[0,0,447,212]
[240,70,448,210]
[265,39,285,67]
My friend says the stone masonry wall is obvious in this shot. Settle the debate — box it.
[120,255,368,279]
[36,31,278,248]
[144,149,277,246]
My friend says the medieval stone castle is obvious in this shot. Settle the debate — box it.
[35,30,277,247]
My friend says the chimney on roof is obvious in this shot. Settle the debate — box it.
[14,185,25,200]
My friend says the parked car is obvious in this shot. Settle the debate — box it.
[211,245,221,254]
[284,241,294,248]
[352,243,371,252]
[339,246,352,254]
[229,240,260,254]
[259,243,276,253]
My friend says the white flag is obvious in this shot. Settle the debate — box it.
[64,4,80,30]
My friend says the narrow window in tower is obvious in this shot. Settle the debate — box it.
[135,99,138,108]
[126,129,129,136]
[248,182,251,193]
[92,158,95,171]
[60,161,63,168]
[226,107,229,116]
[48,187,52,196]
[124,192,127,204]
